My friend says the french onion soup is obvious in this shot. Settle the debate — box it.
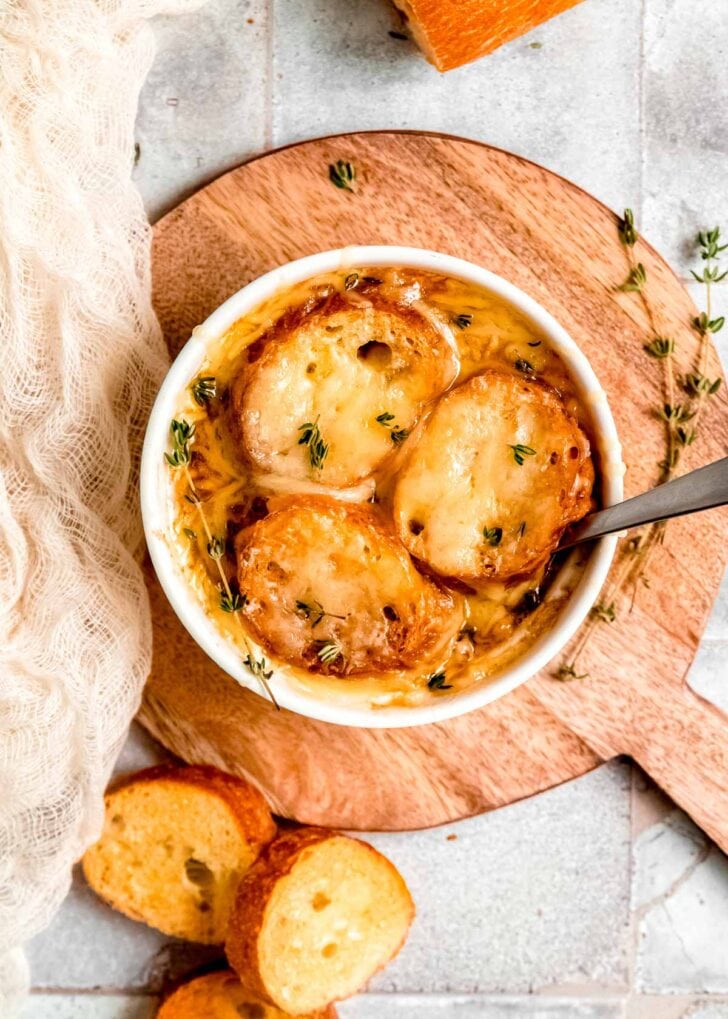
[165,267,597,708]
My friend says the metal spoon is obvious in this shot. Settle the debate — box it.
[560,455,728,549]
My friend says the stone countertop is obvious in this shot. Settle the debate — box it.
[25,0,728,1016]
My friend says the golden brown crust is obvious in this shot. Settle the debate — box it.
[396,0,585,71]
[235,495,461,675]
[230,290,458,488]
[157,970,337,1019]
[393,370,594,583]
[83,765,277,943]
[109,765,277,849]
[225,827,414,1011]
[226,828,335,1006]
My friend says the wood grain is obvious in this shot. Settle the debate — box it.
[140,132,728,839]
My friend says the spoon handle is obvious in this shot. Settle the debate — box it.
[562,455,728,548]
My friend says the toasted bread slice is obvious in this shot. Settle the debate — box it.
[393,370,594,582]
[226,827,414,1015]
[395,0,585,71]
[157,971,337,1018]
[236,495,460,675]
[83,765,276,943]
[232,292,458,488]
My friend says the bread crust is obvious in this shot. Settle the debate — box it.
[235,495,460,675]
[231,290,457,488]
[396,0,585,71]
[393,370,594,583]
[157,970,338,1018]
[226,827,414,1013]
[105,765,277,849]
[82,765,276,942]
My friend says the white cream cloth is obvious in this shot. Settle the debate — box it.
[0,0,206,1010]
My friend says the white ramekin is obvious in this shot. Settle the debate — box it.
[141,245,624,729]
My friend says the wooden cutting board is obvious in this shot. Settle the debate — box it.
[140,131,728,843]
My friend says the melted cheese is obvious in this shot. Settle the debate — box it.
[167,266,597,707]
[233,296,459,488]
[393,371,594,582]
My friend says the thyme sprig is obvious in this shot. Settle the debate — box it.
[329,160,356,193]
[509,443,537,465]
[316,639,343,665]
[376,411,410,446]
[619,262,647,294]
[483,526,503,547]
[295,599,346,628]
[164,419,278,709]
[298,417,329,471]
[165,419,194,467]
[453,313,472,329]
[427,669,452,691]
[191,375,216,406]
[553,215,726,684]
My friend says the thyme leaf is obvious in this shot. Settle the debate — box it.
[165,419,194,468]
[427,670,452,690]
[483,525,503,547]
[509,443,537,466]
[191,375,217,406]
[316,639,343,665]
[329,160,356,193]
[298,417,329,470]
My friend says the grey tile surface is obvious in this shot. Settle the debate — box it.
[686,641,728,716]
[364,762,631,993]
[136,0,269,221]
[21,998,157,1019]
[272,0,642,214]
[635,809,728,993]
[641,0,728,278]
[338,996,626,1018]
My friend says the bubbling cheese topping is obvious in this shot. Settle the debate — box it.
[393,371,594,583]
[232,292,459,488]
[169,266,597,704]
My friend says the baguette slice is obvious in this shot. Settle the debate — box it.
[395,0,586,71]
[157,971,337,1019]
[83,765,276,944]
[226,827,414,1015]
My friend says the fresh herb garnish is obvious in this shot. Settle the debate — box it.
[618,207,638,246]
[316,639,343,665]
[514,357,535,375]
[295,599,345,628]
[298,417,329,470]
[207,536,226,561]
[427,670,452,691]
[644,337,674,359]
[244,654,273,681]
[527,340,542,348]
[191,375,216,406]
[376,412,409,446]
[220,591,247,613]
[619,262,647,293]
[453,313,472,329]
[590,601,616,623]
[554,663,588,682]
[509,443,537,465]
[329,160,356,193]
[183,527,197,541]
[165,419,194,468]
[517,521,527,538]
[483,526,503,547]
[344,272,359,290]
